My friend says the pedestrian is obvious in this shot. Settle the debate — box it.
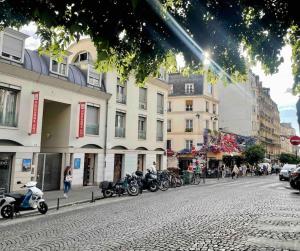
[222,164,226,178]
[150,161,157,174]
[242,164,247,177]
[63,165,72,198]
[232,165,239,179]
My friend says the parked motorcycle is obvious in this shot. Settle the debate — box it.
[0,181,48,219]
[157,170,170,191]
[99,174,139,198]
[135,170,159,192]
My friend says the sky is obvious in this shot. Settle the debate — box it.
[20,23,299,135]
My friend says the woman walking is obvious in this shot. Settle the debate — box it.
[63,165,72,198]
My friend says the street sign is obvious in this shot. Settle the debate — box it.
[290,135,300,145]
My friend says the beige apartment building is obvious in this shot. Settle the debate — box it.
[167,73,219,169]
[280,122,297,155]
[68,39,168,182]
[0,28,110,192]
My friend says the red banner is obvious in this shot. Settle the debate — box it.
[31,92,39,134]
[78,102,86,137]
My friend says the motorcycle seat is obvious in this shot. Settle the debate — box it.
[5,193,24,200]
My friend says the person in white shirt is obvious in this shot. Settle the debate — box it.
[149,161,157,173]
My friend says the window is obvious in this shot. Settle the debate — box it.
[206,101,209,112]
[1,33,24,62]
[86,105,99,135]
[157,93,164,114]
[167,120,171,132]
[205,120,210,129]
[185,83,194,94]
[186,100,193,111]
[139,88,147,110]
[169,84,173,95]
[87,65,102,88]
[115,111,126,137]
[186,140,193,150]
[186,119,193,132]
[213,121,217,131]
[50,57,68,76]
[0,87,19,127]
[156,120,163,141]
[167,140,172,150]
[74,52,89,62]
[207,83,213,94]
[213,104,216,114]
[138,116,146,140]
[116,79,126,104]
[167,101,171,112]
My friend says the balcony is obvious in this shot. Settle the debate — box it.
[139,101,147,110]
[116,94,126,104]
[157,106,164,114]
[185,128,193,132]
[138,130,146,140]
[115,127,125,137]
[86,124,99,135]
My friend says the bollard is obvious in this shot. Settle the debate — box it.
[91,191,94,203]
[11,204,14,219]
[56,198,60,210]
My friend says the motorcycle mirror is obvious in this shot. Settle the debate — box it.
[17,181,22,184]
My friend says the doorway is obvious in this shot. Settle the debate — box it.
[113,154,123,182]
[37,153,62,191]
[156,154,162,170]
[137,154,145,172]
[83,154,95,186]
[0,153,13,192]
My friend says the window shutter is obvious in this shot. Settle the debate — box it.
[2,34,23,59]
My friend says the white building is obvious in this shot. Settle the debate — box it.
[0,28,111,192]
[217,71,259,137]
[68,39,168,182]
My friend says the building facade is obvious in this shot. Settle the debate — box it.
[166,73,219,169]
[0,28,110,192]
[280,123,297,155]
[67,39,168,182]
[218,71,280,160]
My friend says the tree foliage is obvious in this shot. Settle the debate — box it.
[244,145,265,166]
[0,0,299,86]
[279,153,300,164]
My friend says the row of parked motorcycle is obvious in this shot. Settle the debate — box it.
[99,169,185,198]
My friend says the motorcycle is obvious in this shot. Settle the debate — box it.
[135,170,159,192]
[0,181,48,219]
[157,170,170,191]
[99,173,139,198]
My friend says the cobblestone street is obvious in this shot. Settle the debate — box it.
[1,176,300,251]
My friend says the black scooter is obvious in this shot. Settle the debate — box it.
[135,170,159,193]
[99,174,139,198]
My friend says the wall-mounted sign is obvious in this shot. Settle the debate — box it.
[31,92,40,134]
[78,102,86,138]
[74,158,81,169]
[22,159,32,172]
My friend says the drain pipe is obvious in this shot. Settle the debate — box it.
[103,99,109,180]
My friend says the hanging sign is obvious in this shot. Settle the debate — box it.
[31,92,39,134]
[78,102,86,137]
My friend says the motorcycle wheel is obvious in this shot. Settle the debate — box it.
[149,182,158,192]
[38,202,48,214]
[159,180,169,191]
[127,185,139,196]
[1,204,14,219]
[176,178,183,187]
[103,190,113,198]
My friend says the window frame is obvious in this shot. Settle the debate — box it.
[156,120,164,141]
[138,116,147,140]
[167,119,171,132]
[157,93,164,114]
[185,83,194,94]
[185,119,193,132]
[115,111,126,138]
[185,140,193,150]
[85,103,100,136]
[87,65,102,89]
[50,57,69,77]
[116,78,127,104]
[186,100,193,111]
[139,87,147,110]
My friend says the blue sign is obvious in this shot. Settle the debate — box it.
[74,158,81,169]
[22,159,31,172]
